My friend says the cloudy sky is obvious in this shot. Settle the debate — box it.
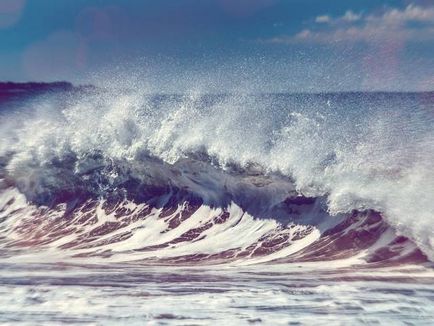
[1,0,434,91]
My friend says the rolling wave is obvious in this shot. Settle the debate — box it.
[0,83,433,264]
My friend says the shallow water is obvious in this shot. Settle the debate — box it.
[1,262,433,325]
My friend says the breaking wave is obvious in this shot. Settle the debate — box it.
[0,84,433,264]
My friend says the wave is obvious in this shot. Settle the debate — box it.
[0,84,433,264]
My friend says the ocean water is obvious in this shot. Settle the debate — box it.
[0,263,433,325]
[0,83,433,324]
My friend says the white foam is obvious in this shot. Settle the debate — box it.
[0,89,433,260]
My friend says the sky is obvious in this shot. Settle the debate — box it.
[1,0,434,92]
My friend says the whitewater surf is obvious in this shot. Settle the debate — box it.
[0,83,433,324]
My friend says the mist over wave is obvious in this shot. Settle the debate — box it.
[0,82,433,263]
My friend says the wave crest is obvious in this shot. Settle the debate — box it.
[0,87,433,261]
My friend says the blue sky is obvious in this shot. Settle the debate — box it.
[1,0,434,91]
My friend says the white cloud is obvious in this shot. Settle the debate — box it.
[342,10,361,22]
[315,10,361,24]
[283,4,434,44]
[378,4,434,24]
[315,15,330,23]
